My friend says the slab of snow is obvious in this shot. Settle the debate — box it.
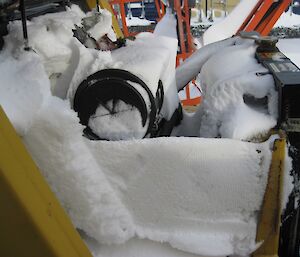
[23,97,136,244]
[154,11,177,39]
[202,0,260,45]
[87,9,117,41]
[84,237,221,257]
[0,52,51,136]
[23,95,272,256]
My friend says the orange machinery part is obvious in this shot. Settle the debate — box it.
[237,0,292,36]
[109,0,165,37]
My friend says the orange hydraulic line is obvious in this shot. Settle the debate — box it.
[154,0,162,18]
[182,0,193,53]
[245,0,273,32]
[174,0,187,54]
[237,0,265,32]
[186,81,191,99]
[256,9,276,35]
[161,2,165,15]
[119,0,129,37]
[186,1,193,51]
[181,96,201,106]
[258,0,292,35]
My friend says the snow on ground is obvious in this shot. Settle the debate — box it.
[0,4,296,257]
[275,9,300,28]
[278,38,300,68]
[126,16,153,27]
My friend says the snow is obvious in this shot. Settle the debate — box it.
[202,0,260,45]
[126,17,153,27]
[0,52,51,136]
[84,237,202,257]
[176,37,239,91]
[64,32,179,139]
[0,3,296,257]
[88,100,147,140]
[275,10,300,28]
[175,40,278,141]
[110,32,179,120]
[278,38,300,68]
[154,10,177,39]
[66,41,117,104]
[23,100,273,255]
[86,9,117,41]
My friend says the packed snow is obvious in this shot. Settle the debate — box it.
[88,100,147,140]
[0,3,297,257]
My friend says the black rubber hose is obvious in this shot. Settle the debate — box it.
[73,69,158,139]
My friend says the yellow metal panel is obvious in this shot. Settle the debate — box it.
[0,106,93,257]
[86,0,124,38]
[252,138,286,257]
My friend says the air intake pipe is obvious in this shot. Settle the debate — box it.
[73,68,180,141]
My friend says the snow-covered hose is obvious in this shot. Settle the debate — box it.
[73,68,164,140]
[176,37,239,91]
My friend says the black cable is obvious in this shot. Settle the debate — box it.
[96,0,100,12]
[20,0,30,50]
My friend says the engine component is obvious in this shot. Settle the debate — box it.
[255,37,300,133]
[73,12,121,51]
[255,35,300,257]
[73,68,174,140]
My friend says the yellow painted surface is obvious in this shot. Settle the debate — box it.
[86,0,124,38]
[252,138,286,257]
[0,106,93,257]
